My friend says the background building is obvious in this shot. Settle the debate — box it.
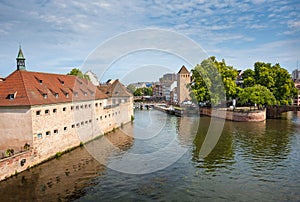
[177,65,191,104]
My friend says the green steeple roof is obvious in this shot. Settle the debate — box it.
[16,46,26,70]
[17,46,25,59]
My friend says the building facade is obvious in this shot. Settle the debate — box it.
[0,48,133,180]
[177,65,191,104]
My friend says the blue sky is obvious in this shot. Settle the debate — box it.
[0,0,299,84]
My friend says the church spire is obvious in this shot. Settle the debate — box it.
[16,46,26,71]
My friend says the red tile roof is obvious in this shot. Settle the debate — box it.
[0,70,107,106]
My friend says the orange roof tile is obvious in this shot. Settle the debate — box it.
[98,79,132,97]
[0,70,107,106]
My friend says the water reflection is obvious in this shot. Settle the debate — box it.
[0,125,134,201]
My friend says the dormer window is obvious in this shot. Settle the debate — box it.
[43,93,47,99]
[84,92,87,96]
[55,93,59,98]
[8,94,15,100]
[66,93,69,98]
[39,80,43,84]
[74,92,78,97]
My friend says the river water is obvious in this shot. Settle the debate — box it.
[0,110,299,202]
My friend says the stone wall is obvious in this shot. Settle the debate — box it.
[0,107,33,154]
[200,108,266,122]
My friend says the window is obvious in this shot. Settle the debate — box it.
[46,131,51,136]
[100,103,102,106]
[105,115,107,118]
[85,104,87,108]
[54,129,58,134]
[85,120,88,124]
[89,120,92,123]
[76,106,79,110]
[8,94,15,100]
[39,79,43,84]
[43,93,48,99]
[36,110,41,115]
[80,105,83,109]
[71,124,75,128]
[96,118,99,121]
[53,108,57,113]
[37,133,42,138]
[74,92,78,97]
[81,121,84,126]
[55,93,59,98]
[64,127,67,131]
[76,123,80,127]
[45,109,49,114]
[71,106,74,110]
[100,116,102,120]
[89,104,91,108]
[66,93,69,98]
[84,92,87,96]
[95,103,98,107]
[63,107,66,111]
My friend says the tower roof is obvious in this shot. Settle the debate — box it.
[16,47,25,59]
[178,65,189,74]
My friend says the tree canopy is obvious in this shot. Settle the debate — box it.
[238,84,276,109]
[243,62,297,105]
[133,87,153,96]
[67,68,90,81]
[191,56,239,105]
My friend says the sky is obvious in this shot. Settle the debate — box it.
[0,0,299,84]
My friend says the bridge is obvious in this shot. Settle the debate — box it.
[266,106,300,118]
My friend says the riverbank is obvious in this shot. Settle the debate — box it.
[153,105,266,122]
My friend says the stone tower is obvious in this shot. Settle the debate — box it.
[177,65,191,104]
[16,46,26,70]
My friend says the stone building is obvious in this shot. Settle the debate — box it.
[0,48,133,180]
[177,65,191,104]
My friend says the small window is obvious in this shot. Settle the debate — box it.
[85,120,88,124]
[89,119,92,123]
[37,133,42,138]
[71,124,75,128]
[89,104,91,108]
[80,105,83,109]
[45,109,49,114]
[46,131,51,136]
[95,103,98,107]
[109,114,111,118]
[76,123,80,127]
[43,93,48,99]
[84,92,87,96]
[85,104,87,108]
[100,103,102,106]
[96,118,99,121]
[54,129,58,134]
[100,116,102,120]
[105,115,107,118]
[36,110,41,115]
[71,106,74,110]
[76,106,79,110]
[81,121,84,126]
[8,94,15,100]
[74,92,78,97]
[63,107,66,111]
[64,127,67,131]
[39,80,43,84]
[55,93,59,98]
[66,93,69,98]
[53,108,57,113]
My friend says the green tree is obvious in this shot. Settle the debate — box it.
[126,84,136,94]
[238,84,276,109]
[133,87,153,96]
[191,57,238,104]
[246,62,297,105]
[68,68,90,81]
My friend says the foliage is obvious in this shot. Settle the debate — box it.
[243,62,297,105]
[133,87,153,96]
[5,148,14,157]
[55,151,62,159]
[238,84,276,108]
[68,68,90,81]
[191,56,238,105]
[23,143,30,150]
[126,84,136,94]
